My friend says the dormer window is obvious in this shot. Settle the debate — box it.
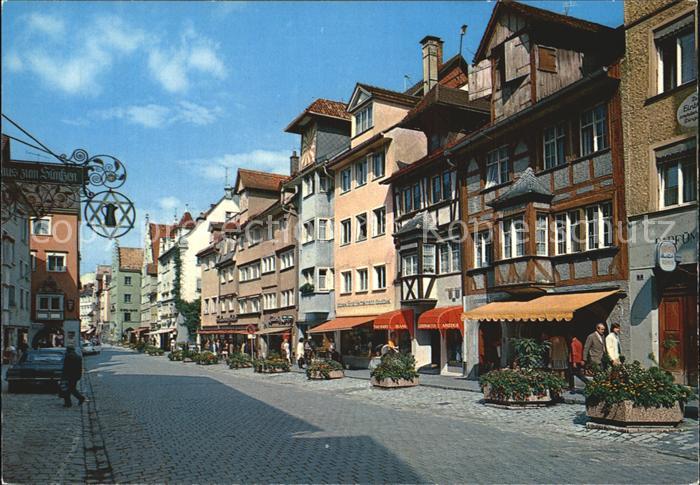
[355,105,373,135]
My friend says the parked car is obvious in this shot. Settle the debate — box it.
[5,348,66,393]
[82,341,100,355]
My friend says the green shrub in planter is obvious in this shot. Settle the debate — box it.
[227,352,253,369]
[253,356,290,373]
[480,368,566,401]
[134,341,147,353]
[584,360,696,411]
[306,359,343,379]
[370,353,419,383]
[196,351,219,365]
[168,350,183,361]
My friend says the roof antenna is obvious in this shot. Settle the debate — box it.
[403,75,411,91]
[225,167,229,187]
[459,25,468,59]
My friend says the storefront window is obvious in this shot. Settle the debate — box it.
[340,327,386,357]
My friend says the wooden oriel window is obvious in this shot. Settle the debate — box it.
[538,46,557,73]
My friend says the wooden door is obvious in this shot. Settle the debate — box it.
[659,293,697,384]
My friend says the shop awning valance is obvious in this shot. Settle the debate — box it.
[418,306,463,331]
[256,326,292,336]
[462,290,621,323]
[308,316,375,334]
[147,328,177,335]
[373,309,413,331]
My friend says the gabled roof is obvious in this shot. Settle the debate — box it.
[235,168,288,194]
[400,84,490,130]
[148,223,175,265]
[348,83,420,113]
[177,211,195,230]
[118,247,144,272]
[473,0,615,63]
[488,167,553,208]
[403,53,470,96]
[285,99,351,134]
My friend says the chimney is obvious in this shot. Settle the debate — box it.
[420,35,443,95]
[289,150,299,175]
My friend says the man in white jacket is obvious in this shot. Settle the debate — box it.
[605,322,622,365]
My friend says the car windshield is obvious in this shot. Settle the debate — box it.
[24,352,64,363]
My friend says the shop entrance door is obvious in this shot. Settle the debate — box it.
[659,292,698,385]
[430,331,440,365]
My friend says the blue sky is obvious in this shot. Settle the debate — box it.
[1,1,623,273]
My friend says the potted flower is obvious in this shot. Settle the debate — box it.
[182,349,198,363]
[584,360,696,427]
[306,359,344,380]
[299,283,315,296]
[227,352,253,369]
[168,350,183,361]
[196,351,219,365]
[370,352,419,388]
[253,355,290,373]
[480,338,566,405]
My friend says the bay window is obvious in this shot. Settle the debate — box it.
[402,253,418,277]
[423,244,436,274]
[501,216,525,259]
[536,214,549,256]
[585,202,613,250]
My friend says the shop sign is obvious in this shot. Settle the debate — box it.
[677,91,698,129]
[246,324,256,335]
[1,160,85,185]
[656,240,678,272]
[337,299,391,308]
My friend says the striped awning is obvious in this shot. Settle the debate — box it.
[256,326,292,336]
[462,290,621,323]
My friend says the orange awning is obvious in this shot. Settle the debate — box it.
[418,306,463,332]
[462,290,621,323]
[308,316,375,333]
[373,309,414,331]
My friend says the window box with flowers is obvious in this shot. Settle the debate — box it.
[584,360,695,427]
[299,283,315,296]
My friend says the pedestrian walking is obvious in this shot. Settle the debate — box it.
[548,334,568,375]
[281,338,291,364]
[583,323,607,370]
[606,322,622,366]
[296,338,305,368]
[568,333,586,390]
[61,346,86,408]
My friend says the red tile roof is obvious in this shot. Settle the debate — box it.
[148,223,175,270]
[285,99,350,134]
[236,168,288,193]
[118,247,144,272]
[177,211,196,230]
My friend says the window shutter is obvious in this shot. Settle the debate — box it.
[505,34,530,82]
[537,46,557,73]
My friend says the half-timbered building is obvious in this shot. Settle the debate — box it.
[456,1,629,378]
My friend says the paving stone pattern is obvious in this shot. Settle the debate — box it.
[3,347,698,484]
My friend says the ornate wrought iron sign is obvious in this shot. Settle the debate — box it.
[1,117,136,238]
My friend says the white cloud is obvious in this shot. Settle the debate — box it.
[158,196,182,212]
[27,13,65,38]
[180,149,290,181]
[93,101,222,128]
[12,14,225,96]
[147,30,226,93]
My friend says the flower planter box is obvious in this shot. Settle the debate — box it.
[482,384,553,406]
[586,400,684,426]
[308,370,345,380]
[255,368,289,374]
[371,377,419,389]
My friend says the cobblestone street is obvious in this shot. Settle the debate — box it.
[3,347,698,484]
